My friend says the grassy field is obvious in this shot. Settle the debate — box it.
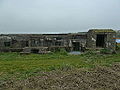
[0,51,120,81]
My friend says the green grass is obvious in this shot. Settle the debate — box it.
[0,52,120,81]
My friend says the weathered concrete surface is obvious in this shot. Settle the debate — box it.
[87,29,116,51]
[0,29,116,53]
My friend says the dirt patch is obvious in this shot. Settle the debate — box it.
[1,63,120,90]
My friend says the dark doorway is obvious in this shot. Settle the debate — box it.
[96,34,106,48]
[72,42,80,51]
[4,42,11,47]
[25,41,29,47]
[31,49,39,53]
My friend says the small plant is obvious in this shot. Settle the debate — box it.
[59,48,68,55]
[55,48,68,55]
[116,44,120,50]
[60,64,73,71]
[83,50,97,56]
[100,48,111,54]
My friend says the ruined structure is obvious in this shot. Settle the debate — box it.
[0,29,116,53]
[87,29,116,50]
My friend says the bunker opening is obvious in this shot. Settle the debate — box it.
[72,42,80,51]
[96,34,106,48]
[31,49,39,53]
[4,42,11,47]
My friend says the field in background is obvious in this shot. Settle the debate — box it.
[0,51,120,81]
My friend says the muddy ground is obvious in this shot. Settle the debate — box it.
[1,63,120,90]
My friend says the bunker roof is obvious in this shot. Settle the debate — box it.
[88,29,116,33]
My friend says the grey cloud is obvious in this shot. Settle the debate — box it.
[0,0,120,33]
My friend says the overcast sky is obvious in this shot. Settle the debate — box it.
[0,0,120,34]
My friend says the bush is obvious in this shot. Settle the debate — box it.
[83,50,97,56]
[116,44,120,50]
[100,48,111,54]
[59,48,68,55]
[54,48,68,55]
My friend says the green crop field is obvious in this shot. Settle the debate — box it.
[0,51,120,81]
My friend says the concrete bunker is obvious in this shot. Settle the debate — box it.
[0,29,116,53]
[87,29,116,51]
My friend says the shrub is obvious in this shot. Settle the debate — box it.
[83,50,97,56]
[54,48,68,55]
[59,48,68,55]
[116,44,120,50]
[100,48,111,54]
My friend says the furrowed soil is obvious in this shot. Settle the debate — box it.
[0,63,120,90]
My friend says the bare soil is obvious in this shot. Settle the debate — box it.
[1,63,120,90]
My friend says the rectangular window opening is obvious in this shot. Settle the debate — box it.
[4,42,11,47]
[96,34,107,48]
